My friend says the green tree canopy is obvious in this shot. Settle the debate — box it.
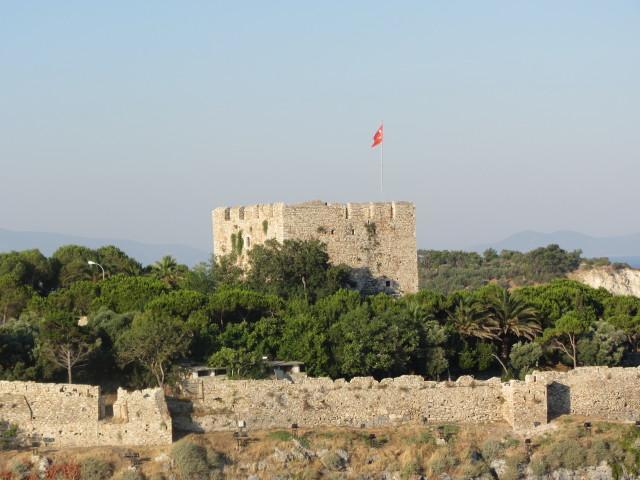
[116,311,191,387]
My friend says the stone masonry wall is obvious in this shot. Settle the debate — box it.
[532,366,640,422]
[179,375,505,432]
[0,381,172,448]
[212,200,418,294]
[180,367,640,434]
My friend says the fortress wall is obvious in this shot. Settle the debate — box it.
[532,366,640,422]
[181,367,640,433]
[281,201,418,294]
[501,378,548,430]
[212,203,286,259]
[212,200,419,294]
[0,381,171,448]
[181,374,505,432]
[0,381,100,425]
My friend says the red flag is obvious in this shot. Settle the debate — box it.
[371,124,383,148]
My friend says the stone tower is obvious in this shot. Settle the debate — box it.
[212,200,418,294]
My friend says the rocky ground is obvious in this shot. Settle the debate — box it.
[1,418,639,479]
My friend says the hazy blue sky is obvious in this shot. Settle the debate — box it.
[1,1,638,252]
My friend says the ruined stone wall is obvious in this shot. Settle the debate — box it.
[212,200,418,294]
[501,378,547,431]
[0,381,172,448]
[179,375,505,432]
[179,367,640,434]
[533,366,640,422]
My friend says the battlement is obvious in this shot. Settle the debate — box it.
[176,366,640,434]
[212,200,418,294]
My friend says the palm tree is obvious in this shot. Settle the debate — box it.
[151,255,185,287]
[447,297,495,340]
[487,288,541,365]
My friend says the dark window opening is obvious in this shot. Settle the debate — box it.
[239,207,245,220]
[385,280,391,287]
[224,208,231,220]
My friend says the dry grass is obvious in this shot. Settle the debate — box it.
[1,419,638,478]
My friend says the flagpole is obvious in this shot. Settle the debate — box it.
[380,120,384,196]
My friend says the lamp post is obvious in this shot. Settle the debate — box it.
[87,260,105,281]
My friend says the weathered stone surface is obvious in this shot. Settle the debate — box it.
[0,381,172,448]
[212,200,419,294]
[178,367,640,433]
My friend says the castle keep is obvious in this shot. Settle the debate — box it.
[212,200,419,294]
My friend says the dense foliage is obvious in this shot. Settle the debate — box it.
[418,245,584,294]
[0,241,638,389]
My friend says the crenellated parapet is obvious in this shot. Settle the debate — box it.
[212,200,418,294]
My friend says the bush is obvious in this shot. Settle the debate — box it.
[509,341,542,378]
[80,458,113,480]
[118,470,145,480]
[545,439,587,470]
[481,439,505,461]
[10,461,31,480]
[171,441,209,480]
[320,450,348,471]
[529,458,549,477]
[426,447,458,476]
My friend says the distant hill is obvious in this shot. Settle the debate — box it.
[0,228,210,266]
[472,230,640,266]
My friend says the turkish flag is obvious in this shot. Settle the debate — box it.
[371,124,383,148]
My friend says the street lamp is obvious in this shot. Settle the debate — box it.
[87,260,105,281]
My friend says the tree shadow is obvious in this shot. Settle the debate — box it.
[350,267,400,296]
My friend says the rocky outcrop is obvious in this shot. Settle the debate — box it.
[569,266,640,297]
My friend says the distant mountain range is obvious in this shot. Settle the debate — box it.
[471,230,640,268]
[0,228,210,267]
[3,227,639,269]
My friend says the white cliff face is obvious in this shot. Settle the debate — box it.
[570,266,640,297]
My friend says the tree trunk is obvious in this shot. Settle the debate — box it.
[67,351,73,384]
[501,336,510,363]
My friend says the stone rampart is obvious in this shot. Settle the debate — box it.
[0,381,172,448]
[212,200,419,294]
[531,366,640,422]
[179,367,640,433]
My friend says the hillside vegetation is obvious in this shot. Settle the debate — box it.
[0,241,638,391]
[418,244,622,294]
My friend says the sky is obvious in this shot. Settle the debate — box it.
[1,1,638,253]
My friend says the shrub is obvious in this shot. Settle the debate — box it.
[545,439,587,470]
[529,458,549,477]
[400,461,421,480]
[481,439,504,461]
[80,458,113,480]
[320,450,347,471]
[44,462,82,480]
[118,470,145,480]
[10,461,31,480]
[426,447,458,476]
[501,453,526,480]
[171,441,209,480]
